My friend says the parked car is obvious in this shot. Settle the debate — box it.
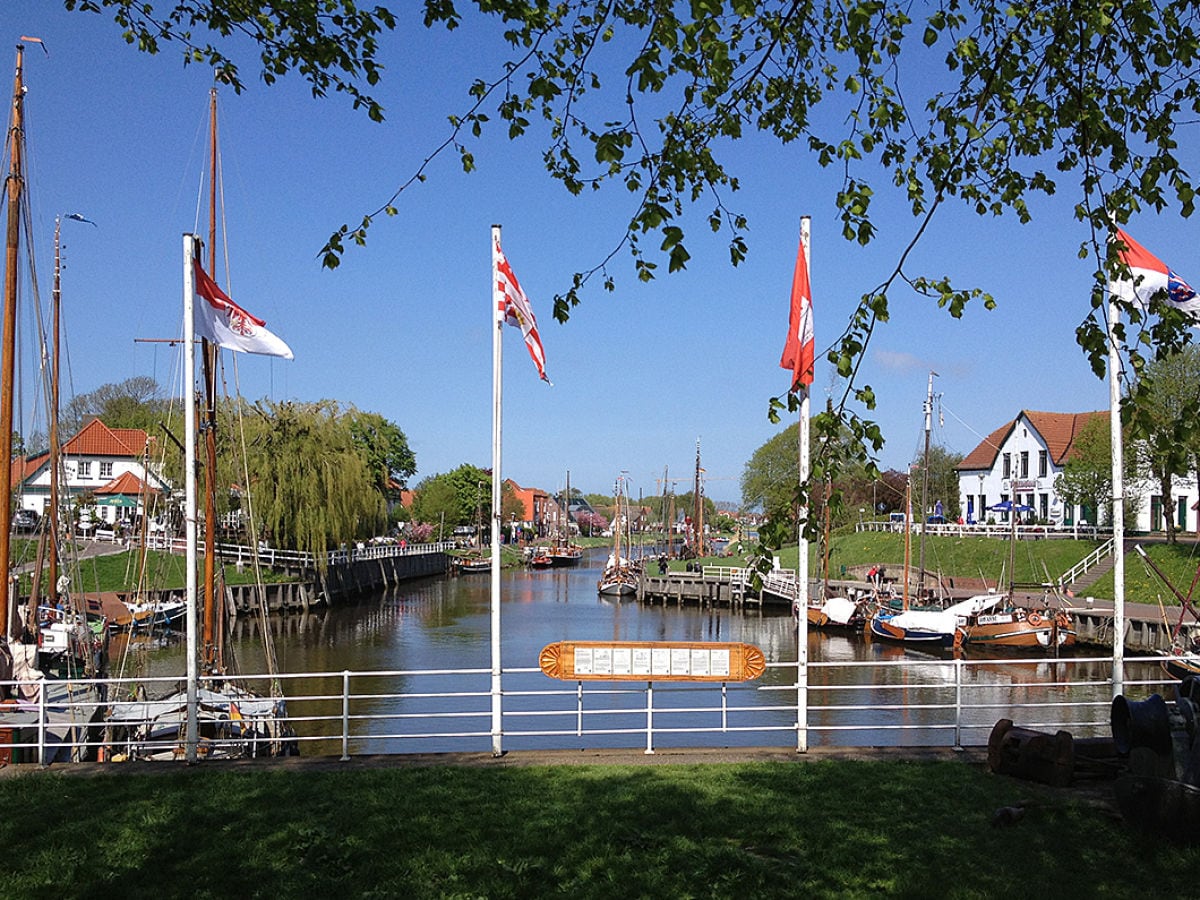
[12,509,39,532]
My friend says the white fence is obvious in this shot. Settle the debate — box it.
[140,537,455,569]
[0,654,1173,765]
[857,520,1108,541]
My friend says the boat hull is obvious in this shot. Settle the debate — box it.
[1162,651,1200,681]
[962,611,1076,649]
[868,615,956,647]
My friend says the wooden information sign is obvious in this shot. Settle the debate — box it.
[539,640,765,682]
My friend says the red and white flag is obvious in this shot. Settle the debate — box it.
[1112,228,1199,317]
[192,259,294,359]
[780,232,814,390]
[494,236,550,383]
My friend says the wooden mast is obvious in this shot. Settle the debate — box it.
[47,216,62,605]
[201,86,221,669]
[692,439,702,555]
[0,44,26,643]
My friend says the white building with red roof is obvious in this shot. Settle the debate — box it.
[13,418,169,528]
[956,409,1195,533]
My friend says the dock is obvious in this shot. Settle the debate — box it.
[637,568,1200,653]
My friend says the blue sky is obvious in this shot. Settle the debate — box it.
[4,6,1196,505]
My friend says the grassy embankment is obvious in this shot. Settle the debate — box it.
[0,760,1191,897]
[10,539,289,594]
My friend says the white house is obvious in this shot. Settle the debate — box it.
[14,418,169,528]
[956,409,1198,533]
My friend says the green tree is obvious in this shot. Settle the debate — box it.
[84,1,1200,521]
[1129,348,1200,542]
[347,409,417,498]
[411,464,493,541]
[411,475,459,542]
[1054,415,1113,527]
[238,399,386,559]
[66,375,166,434]
[910,445,964,524]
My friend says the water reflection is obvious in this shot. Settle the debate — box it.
[121,549,1173,753]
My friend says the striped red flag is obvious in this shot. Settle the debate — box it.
[494,237,550,383]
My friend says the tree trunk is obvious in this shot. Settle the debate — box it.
[1161,471,1177,543]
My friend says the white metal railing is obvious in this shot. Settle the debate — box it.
[856,521,1109,541]
[0,654,1167,764]
[701,566,751,583]
[760,571,799,601]
[1057,537,1116,588]
[140,536,455,569]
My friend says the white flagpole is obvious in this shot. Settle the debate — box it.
[796,215,811,754]
[1107,260,1125,698]
[182,234,199,763]
[490,224,504,756]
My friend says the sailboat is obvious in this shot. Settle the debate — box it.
[0,40,110,762]
[597,476,638,596]
[866,375,974,646]
[957,500,1076,649]
[104,87,295,760]
[548,471,583,567]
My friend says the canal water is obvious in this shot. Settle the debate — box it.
[112,548,1171,754]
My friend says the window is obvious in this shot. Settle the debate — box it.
[1020,451,1029,478]
[1002,453,1011,478]
[1038,450,1048,478]
[77,461,91,478]
[99,461,113,479]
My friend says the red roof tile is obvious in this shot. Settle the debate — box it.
[61,418,150,458]
[957,410,1109,471]
[95,470,158,496]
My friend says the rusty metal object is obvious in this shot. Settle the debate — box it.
[987,718,1075,787]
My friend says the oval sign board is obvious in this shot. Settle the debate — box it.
[539,640,765,682]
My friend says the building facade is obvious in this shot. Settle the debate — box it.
[956,409,1198,533]
[15,418,168,528]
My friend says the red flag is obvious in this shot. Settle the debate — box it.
[192,259,293,359]
[494,237,550,383]
[780,232,814,389]
[1112,228,1200,316]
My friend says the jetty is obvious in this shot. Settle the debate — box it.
[638,564,1198,653]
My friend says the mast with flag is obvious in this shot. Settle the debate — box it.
[780,215,814,752]
[1106,227,1198,697]
[490,225,550,757]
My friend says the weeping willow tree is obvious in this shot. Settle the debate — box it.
[234,398,386,561]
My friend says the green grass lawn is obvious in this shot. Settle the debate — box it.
[13,547,291,594]
[0,759,1190,898]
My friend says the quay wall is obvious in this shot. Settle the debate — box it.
[123,551,451,617]
[312,551,448,606]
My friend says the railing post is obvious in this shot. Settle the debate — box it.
[340,670,351,761]
[37,684,46,767]
[645,681,654,755]
[953,656,963,751]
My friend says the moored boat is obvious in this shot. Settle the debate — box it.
[869,594,1004,647]
[597,475,638,595]
[100,86,298,762]
[959,603,1076,649]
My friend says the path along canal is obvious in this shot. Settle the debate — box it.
[110,549,1173,757]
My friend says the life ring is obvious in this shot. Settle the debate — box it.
[1055,612,1070,628]
[1027,613,1045,628]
